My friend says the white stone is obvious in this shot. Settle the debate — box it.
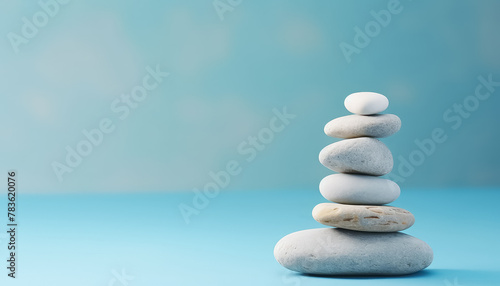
[274,228,433,275]
[324,114,401,139]
[319,174,400,205]
[344,92,389,115]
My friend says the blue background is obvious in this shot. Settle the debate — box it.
[1,0,500,192]
[1,0,500,285]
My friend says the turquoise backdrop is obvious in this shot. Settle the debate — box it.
[1,0,499,193]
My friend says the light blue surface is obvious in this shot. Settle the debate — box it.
[1,188,499,285]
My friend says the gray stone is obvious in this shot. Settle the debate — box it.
[312,203,414,232]
[319,138,393,176]
[319,174,400,205]
[274,228,433,275]
[324,114,401,139]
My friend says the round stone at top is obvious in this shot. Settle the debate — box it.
[344,92,389,115]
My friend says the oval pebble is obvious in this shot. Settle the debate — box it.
[344,92,389,115]
[324,114,401,139]
[319,138,393,176]
[312,203,414,232]
[320,174,400,205]
[274,228,433,275]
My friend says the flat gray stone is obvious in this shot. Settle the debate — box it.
[319,138,393,176]
[274,228,433,275]
[312,203,414,232]
[319,174,400,205]
[324,114,401,139]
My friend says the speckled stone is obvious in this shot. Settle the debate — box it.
[319,174,400,205]
[274,228,433,275]
[312,203,414,232]
[324,114,401,139]
[319,138,393,176]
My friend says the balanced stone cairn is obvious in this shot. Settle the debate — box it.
[274,92,433,275]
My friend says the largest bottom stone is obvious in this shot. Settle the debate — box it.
[274,228,433,275]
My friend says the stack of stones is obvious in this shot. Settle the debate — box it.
[274,92,433,276]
